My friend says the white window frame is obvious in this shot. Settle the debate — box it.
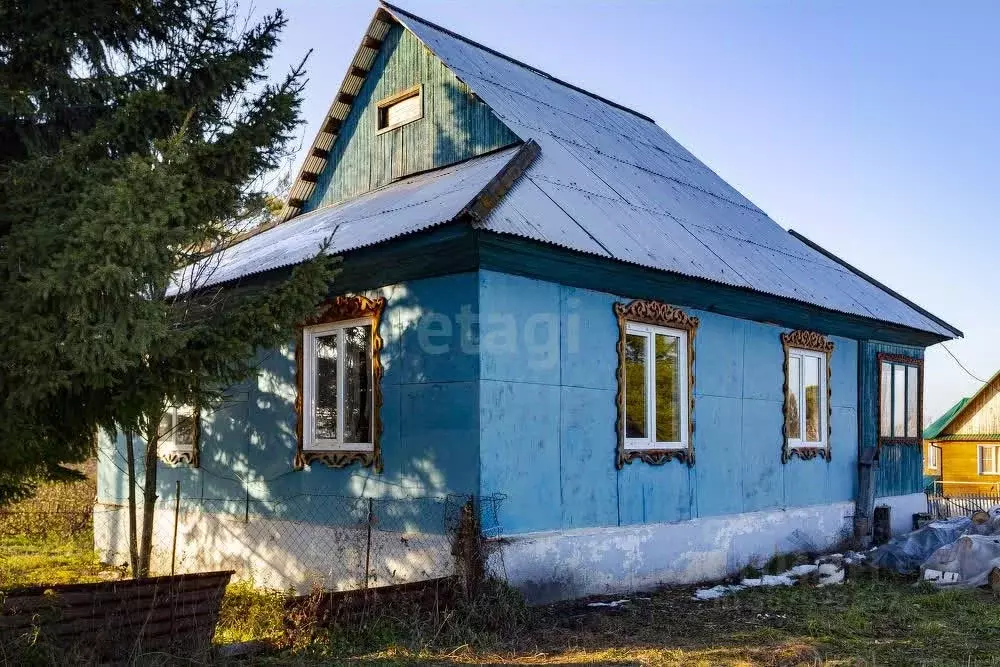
[979,445,1000,475]
[302,317,375,452]
[158,404,197,461]
[623,322,689,451]
[786,347,827,450]
[927,445,941,471]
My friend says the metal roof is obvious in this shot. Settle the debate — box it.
[381,2,960,339]
[217,2,958,340]
[924,398,972,440]
[172,146,524,293]
[932,433,1000,443]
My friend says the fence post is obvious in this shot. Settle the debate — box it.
[171,481,180,576]
[364,498,374,589]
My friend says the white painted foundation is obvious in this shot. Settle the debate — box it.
[491,501,855,603]
[93,503,453,593]
[875,492,928,536]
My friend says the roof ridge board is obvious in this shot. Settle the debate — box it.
[788,230,962,339]
[379,1,656,124]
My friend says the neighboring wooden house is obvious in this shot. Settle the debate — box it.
[95,3,962,602]
[924,373,1000,495]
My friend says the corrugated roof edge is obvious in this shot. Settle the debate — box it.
[478,224,959,343]
[933,433,1000,442]
[171,141,538,295]
[380,1,656,124]
[788,229,962,340]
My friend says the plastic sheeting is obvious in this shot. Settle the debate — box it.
[873,509,1000,588]
[923,534,1000,588]
[872,518,976,574]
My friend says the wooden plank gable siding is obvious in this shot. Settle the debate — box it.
[944,378,1000,436]
[859,340,925,497]
[304,25,519,213]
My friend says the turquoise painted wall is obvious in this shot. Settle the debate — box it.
[96,272,482,533]
[97,268,925,539]
[304,25,519,212]
[476,270,860,535]
[858,340,926,498]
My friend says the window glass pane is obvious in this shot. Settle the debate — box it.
[983,447,995,474]
[786,355,801,440]
[175,414,195,448]
[158,411,174,445]
[879,362,892,437]
[385,93,421,127]
[343,325,373,444]
[804,355,822,442]
[906,365,919,438]
[314,332,339,441]
[624,333,648,439]
[654,333,682,443]
[893,364,906,438]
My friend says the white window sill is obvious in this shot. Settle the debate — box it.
[304,442,374,453]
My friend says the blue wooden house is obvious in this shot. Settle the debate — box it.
[96,3,960,602]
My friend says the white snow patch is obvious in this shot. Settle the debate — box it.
[694,553,851,600]
[587,599,631,608]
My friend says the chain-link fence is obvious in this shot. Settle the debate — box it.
[88,491,505,593]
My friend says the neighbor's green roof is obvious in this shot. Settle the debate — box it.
[923,397,971,440]
[933,433,1000,442]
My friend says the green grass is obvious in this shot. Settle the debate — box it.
[0,466,107,589]
[0,534,105,588]
[227,573,1000,666]
[214,580,288,646]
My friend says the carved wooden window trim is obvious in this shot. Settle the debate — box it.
[614,299,698,468]
[877,353,923,447]
[295,295,386,472]
[781,330,834,463]
[158,404,200,467]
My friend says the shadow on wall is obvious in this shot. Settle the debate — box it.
[98,275,481,542]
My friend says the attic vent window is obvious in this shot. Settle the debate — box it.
[377,84,423,133]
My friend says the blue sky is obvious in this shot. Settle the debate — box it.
[262,1,999,420]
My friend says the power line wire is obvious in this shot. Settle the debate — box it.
[940,342,988,384]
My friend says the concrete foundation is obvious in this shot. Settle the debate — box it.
[492,500,856,603]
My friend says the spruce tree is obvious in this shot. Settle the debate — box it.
[0,0,338,506]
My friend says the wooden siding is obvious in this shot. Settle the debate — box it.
[932,440,1000,494]
[923,440,941,477]
[943,377,1000,436]
[859,340,925,497]
[304,25,519,212]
